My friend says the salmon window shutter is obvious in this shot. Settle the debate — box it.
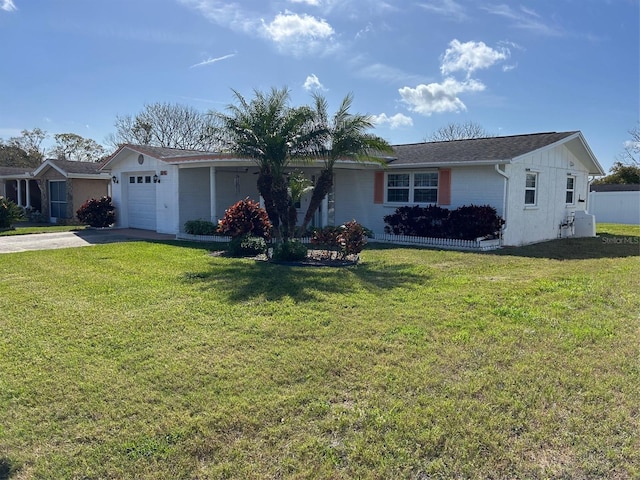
[438,168,451,206]
[373,171,385,204]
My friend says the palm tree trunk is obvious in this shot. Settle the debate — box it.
[257,168,280,238]
[301,168,333,231]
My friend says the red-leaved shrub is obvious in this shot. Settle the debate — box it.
[218,198,272,240]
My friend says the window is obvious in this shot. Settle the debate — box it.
[129,176,135,184]
[137,176,143,183]
[386,173,410,202]
[49,181,69,218]
[386,172,438,203]
[524,172,537,205]
[565,176,575,204]
[414,173,438,203]
[145,176,151,184]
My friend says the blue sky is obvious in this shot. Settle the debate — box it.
[0,0,638,171]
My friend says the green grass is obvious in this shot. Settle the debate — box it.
[0,223,85,236]
[0,225,638,479]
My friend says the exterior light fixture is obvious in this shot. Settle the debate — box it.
[153,174,160,184]
[112,175,119,184]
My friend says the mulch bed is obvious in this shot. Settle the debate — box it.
[209,249,359,267]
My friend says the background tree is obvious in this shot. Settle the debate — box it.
[212,88,320,239]
[7,128,48,162]
[426,120,491,142]
[109,102,220,151]
[300,93,392,231]
[51,133,107,162]
[0,128,48,166]
[592,162,640,185]
[0,144,38,168]
[618,124,639,166]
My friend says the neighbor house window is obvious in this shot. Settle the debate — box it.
[524,172,537,205]
[565,176,575,204]
[386,172,438,203]
[49,180,69,219]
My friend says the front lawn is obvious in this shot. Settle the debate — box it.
[0,225,638,479]
[0,223,85,236]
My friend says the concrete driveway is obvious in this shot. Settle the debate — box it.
[0,229,175,254]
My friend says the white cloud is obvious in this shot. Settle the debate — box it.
[419,0,467,21]
[371,113,414,129]
[190,53,236,68]
[398,77,485,116]
[178,0,258,34]
[261,11,334,55]
[483,4,562,36]
[289,0,321,5]
[440,39,509,78]
[1,0,16,12]
[303,74,326,91]
[355,62,419,84]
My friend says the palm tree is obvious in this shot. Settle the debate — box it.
[213,87,320,239]
[301,93,393,232]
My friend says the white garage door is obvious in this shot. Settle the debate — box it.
[126,174,157,230]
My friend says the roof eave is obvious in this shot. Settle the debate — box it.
[388,159,511,169]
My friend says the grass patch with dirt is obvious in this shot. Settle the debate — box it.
[0,224,638,479]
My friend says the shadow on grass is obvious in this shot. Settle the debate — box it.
[490,234,640,260]
[366,234,639,260]
[183,257,430,303]
[0,457,17,480]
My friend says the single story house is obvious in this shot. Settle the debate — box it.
[0,159,111,223]
[101,131,605,246]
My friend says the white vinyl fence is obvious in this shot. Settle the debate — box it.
[589,191,640,225]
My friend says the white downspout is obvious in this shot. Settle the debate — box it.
[495,164,509,240]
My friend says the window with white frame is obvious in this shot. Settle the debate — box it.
[386,172,438,203]
[524,172,537,205]
[565,176,575,204]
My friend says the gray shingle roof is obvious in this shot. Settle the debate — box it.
[390,131,578,166]
[47,158,103,174]
[0,166,33,176]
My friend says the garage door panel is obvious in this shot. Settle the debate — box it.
[126,174,156,230]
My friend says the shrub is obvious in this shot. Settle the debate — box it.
[337,220,368,259]
[184,219,217,236]
[310,221,368,260]
[446,204,504,240]
[0,196,25,229]
[76,196,115,228]
[228,235,268,257]
[383,204,504,240]
[383,205,449,236]
[310,226,343,249]
[271,240,308,262]
[218,198,272,240]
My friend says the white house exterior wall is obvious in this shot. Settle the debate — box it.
[109,150,179,234]
[448,166,504,216]
[503,144,590,246]
[334,166,506,234]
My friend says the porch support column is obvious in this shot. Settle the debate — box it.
[321,194,328,227]
[25,180,31,208]
[209,167,217,223]
[16,180,23,207]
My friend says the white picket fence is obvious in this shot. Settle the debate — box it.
[371,233,502,251]
[177,232,501,251]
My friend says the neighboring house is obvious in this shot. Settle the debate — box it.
[0,159,111,223]
[589,184,640,225]
[101,131,604,246]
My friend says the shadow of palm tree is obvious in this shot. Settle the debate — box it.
[182,257,430,303]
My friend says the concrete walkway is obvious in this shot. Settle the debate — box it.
[0,229,175,254]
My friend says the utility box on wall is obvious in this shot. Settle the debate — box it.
[574,210,596,237]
